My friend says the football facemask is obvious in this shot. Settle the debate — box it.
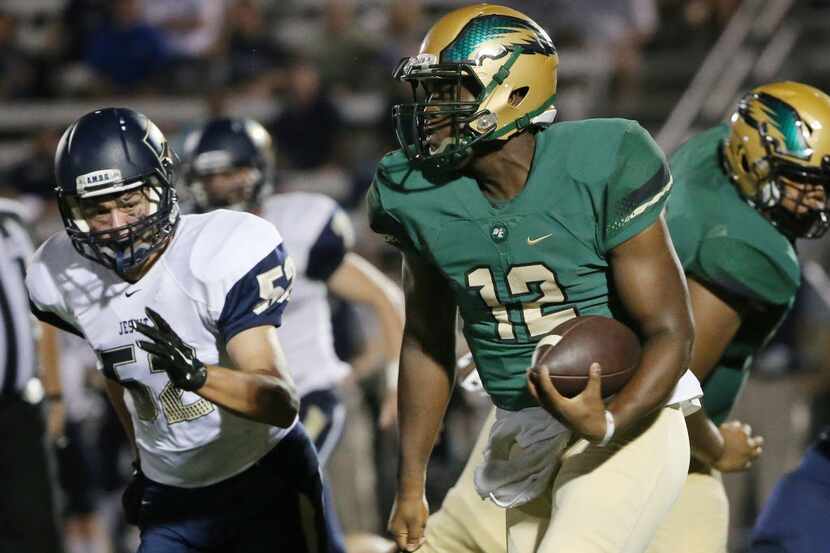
[60,178,179,275]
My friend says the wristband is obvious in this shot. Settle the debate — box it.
[598,410,616,447]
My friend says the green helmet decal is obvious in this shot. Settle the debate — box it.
[440,15,555,64]
[745,92,813,160]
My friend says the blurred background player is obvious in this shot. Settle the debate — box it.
[369,4,701,552]
[54,332,118,553]
[750,425,830,553]
[648,81,830,553]
[0,193,64,553]
[181,115,404,538]
[27,107,345,553]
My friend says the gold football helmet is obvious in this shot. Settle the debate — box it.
[723,81,830,238]
[392,4,558,169]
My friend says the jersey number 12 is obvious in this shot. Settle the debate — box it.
[466,263,576,340]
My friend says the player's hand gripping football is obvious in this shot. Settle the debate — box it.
[135,307,208,392]
[528,362,608,443]
[712,420,764,472]
[388,493,429,552]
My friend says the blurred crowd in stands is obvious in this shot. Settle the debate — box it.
[2,1,829,552]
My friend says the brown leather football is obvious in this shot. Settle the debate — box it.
[531,316,641,398]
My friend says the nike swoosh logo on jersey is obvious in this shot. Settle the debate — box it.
[125,289,141,298]
[527,233,553,246]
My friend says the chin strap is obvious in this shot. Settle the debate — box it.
[490,94,558,140]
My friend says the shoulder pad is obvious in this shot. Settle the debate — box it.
[185,210,283,286]
[26,233,79,323]
[552,118,635,184]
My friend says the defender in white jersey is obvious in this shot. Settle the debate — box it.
[182,118,404,469]
[26,108,345,553]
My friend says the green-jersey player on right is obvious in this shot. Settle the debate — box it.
[647,81,830,553]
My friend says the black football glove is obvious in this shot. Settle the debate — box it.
[122,460,145,526]
[135,307,207,392]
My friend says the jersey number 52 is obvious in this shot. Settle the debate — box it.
[98,345,215,424]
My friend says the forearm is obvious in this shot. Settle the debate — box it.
[686,409,724,465]
[606,326,691,431]
[38,323,62,397]
[397,338,454,497]
[379,302,405,363]
[199,366,298,427]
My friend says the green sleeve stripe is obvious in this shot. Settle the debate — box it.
[622,163,671,211]
[618,174,672,227]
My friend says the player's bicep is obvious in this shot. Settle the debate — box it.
[686,277,743,382]
[216,243,295,344]
[327,253,403,306]
[401,252,456,369]
[609,214,693,338]
[225,325,290,379]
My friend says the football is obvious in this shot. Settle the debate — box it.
[530,316,641,398]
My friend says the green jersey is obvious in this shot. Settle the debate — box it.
[666,124,801,424]
[368,119,672,411]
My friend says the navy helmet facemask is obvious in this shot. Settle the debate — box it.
[55,107,180,277]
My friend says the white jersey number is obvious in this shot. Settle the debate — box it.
[466,263,577,341]
[253,257,295,315]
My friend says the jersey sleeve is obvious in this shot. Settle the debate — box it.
[306,207,354,281]
[367,168,419,256]
[695,236,800,305]
[207,214,295,344]
[601,122,673,252]
[25,243,84,338]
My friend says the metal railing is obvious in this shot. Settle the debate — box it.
[656,0,797,154]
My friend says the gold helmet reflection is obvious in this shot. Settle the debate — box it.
[392,4,558,169]
[723,81,830,238]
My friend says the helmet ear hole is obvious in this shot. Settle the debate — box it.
[509,87,529,107]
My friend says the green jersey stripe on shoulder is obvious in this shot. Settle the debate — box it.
[619,173,672,228]
[622,164,672,213]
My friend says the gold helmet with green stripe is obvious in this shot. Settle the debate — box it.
[724,81,830,238]
[392,4,558,170]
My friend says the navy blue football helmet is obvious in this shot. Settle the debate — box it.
[54,107,180,276]
[182,117,275,212]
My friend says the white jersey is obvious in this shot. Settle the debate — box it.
[27,210,296,488]
[259,192,352,397]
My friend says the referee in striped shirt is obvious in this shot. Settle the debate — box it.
[0,197,64,553]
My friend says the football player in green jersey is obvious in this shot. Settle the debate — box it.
[367,5,702,553]
[647,82,830,553]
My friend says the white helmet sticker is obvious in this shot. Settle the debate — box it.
[75,169,123,195]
